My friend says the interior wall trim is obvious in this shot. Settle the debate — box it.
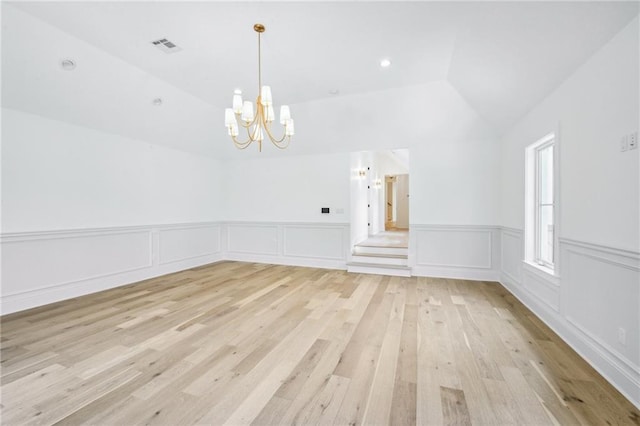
[410,224,501,281]
[223,221,350,268]
[499,228,640,410]
[1,222,224,315]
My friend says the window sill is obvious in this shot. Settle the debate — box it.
[523,260,560,286]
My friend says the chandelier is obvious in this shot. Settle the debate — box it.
[224,24,294,152]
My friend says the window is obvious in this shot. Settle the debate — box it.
[525,134,555,271]
[535,141,554,267]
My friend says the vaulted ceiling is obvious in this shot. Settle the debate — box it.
[3,1,638,158]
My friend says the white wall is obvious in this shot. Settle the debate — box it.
[2,108,223,232]
[1,109,227,314]
[499,18,640,408]
[222,152,350,224]
[258,81,501,228]
[411,138,501,225]
[501,17,639,252]
[350,151,372,245]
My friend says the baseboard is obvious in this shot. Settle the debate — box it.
[412,265,500,281]
[1,222,225,316]
[225,252,346,271]
[1,254,224,315]
[411,224,501,282]
[1,221,350,315]
[2,222,507,314]
[500,272,640,410]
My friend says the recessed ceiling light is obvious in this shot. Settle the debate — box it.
[329,89,340,95]
[152,98,163,106]
[234,89,242,95]
[380,59,391,68]
[60,59,76,71]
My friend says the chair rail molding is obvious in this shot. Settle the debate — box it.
[1,222,224,315]
[498,227,640,410]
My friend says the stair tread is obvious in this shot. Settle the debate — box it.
[355,244,408,249]
[347,262,411,270]
[351,253,408,259]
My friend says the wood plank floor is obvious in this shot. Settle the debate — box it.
[1,261,638,425]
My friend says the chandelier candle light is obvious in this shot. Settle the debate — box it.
[225,23,294,151]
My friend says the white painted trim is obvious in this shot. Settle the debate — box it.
[559,237,640,259]
[565,315,640,374]
[225,223,279,256]
[225,253,346,271]
[224,221,350,270]
[1,222,225,315]
[500,269,519,286]
[222,221,350,227]
[501,226,524,236]
[565,248,639,272]
[158,224,222,266]
[499,228,640,410]
[282,224,347,261]
[416,231,492,269]
[0,221,221,242]
[522,261,560,286]
[411,225,501,281]
[1,221,351,315]
[411,266,500,281]
[411,223,500,232]
[1,254,225,315]
[500,273,640,411]
[521,268,560,312]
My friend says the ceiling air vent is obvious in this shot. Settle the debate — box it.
[151,38,182,54]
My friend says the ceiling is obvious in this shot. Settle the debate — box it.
[2,1,638,157]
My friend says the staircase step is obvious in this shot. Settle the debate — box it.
[347,262,412,277]
[353,245,408,256]
[350,254,408,266]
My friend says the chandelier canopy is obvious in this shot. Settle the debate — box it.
[224,23,294,152]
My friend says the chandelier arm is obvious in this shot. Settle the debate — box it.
[231,133,255,149]
[262,116,289,144]
[231,122,258,148]
[270,136,291,149]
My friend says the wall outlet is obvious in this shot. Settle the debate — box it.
[629,132,638,150]
[620,136,628,151]
[618,327,627,346]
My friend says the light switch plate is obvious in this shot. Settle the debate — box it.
[629,132,638,150]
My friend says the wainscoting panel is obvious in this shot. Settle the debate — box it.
[522,264,560,311]
[411,225,501,281]
[2,229,152,296]
[226,224,279,256]
[159,224,221,265]
[499,228,640,409]
[283,225,346,260]
[1,223,223,315]
[561,239,639,380]
[501,227,523,284]
[224,222,350,270]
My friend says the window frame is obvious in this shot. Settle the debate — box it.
[533,139,554,268]
[524,132,558,276]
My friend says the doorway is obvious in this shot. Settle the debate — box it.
[385,174,409,230]
[350,149,409,249]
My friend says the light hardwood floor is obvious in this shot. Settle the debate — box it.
[1,261,638,425]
